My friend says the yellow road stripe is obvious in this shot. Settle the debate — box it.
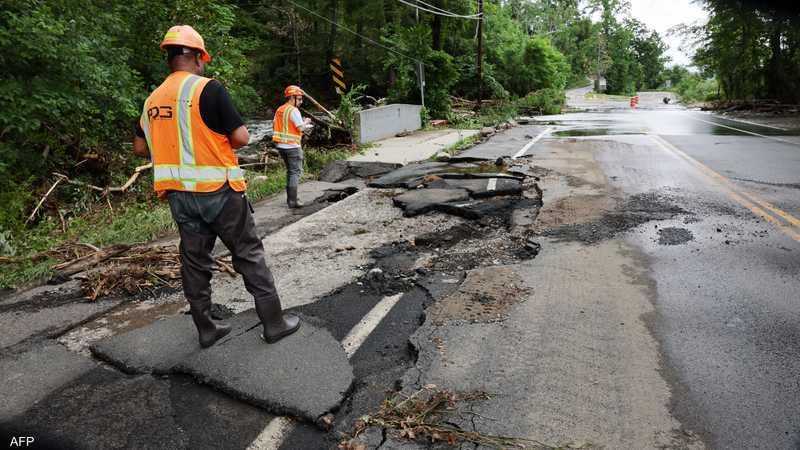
[650,135,800,242]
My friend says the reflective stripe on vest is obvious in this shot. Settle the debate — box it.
[272,104,302,145]
[153,165,245,183]
[176,75,203,166]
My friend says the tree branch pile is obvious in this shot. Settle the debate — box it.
[339,385,566,449]
[2,241,236,300]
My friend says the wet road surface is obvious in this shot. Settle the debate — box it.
[533,105,800,449]
[3,94,799,449]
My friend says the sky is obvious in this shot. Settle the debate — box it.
[628,0,709,67]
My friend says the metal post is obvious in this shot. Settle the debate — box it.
[419,63,425,108]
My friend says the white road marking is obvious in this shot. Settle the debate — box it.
[487,178,497,191]
[247,416,294,450]
[686,114,799,147]
[709,114,787,131]
[512,126,552,159]
[341,293,403,358]
[248,293,405,449]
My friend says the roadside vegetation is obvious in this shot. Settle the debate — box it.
[670,1,799,105]
[0,146,356,290]
[0,0,681,289]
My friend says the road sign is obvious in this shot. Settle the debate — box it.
[330,58,346,94]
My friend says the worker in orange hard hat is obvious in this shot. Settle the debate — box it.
[133,25,300,349]
[272,85,314,208]
[159,25,212,63]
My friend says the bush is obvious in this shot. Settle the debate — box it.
[518,88,566,115]
[676,75,719,103]
[336,84,367,134]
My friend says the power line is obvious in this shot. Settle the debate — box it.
[414,0,474,15]
[280,0,428,67]
[395,0,482,19]
[407,0,482,18]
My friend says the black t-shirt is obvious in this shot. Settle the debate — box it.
[135,79,244,138]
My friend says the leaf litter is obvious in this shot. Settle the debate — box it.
[339,385,591,449]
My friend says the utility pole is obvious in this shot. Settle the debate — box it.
[416,1,425,108]
[476,0,484,111]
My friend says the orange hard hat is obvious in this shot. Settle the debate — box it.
[160,25,211,62]
[284,85,305,97]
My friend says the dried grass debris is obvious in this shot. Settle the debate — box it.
[340,385,560,449]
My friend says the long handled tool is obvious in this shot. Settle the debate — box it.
[303,91,341,124]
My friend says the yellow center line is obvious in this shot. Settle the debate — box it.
[650,134,800,242]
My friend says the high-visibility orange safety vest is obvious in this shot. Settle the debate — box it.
[140,71,246,197]
[272,103,302,146]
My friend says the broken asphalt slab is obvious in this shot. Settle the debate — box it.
[367,162,452,188]
[91,309,353,423]
[90,314,203,374]
[435,197,538,221]
[319,160,402,183]
[392,188,470,217]
[0,342,96,422]
[176,311,353,423]
[429,177,523,198]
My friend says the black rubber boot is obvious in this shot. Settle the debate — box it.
[255,294,301,343]
[286,186,304,209]
[189,303,232,348]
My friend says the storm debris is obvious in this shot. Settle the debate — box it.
[319,161,402,183]
[341,385,555,449]
[75,245,236,300]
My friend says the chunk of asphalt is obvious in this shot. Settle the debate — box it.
[434,178,522,198]
[90,309,264,375]
[348,161,403,179]
[175,310,354,424]
[434,197,519,220]
[438,172,524,181]
[0,343,96,422]
[392,188,470,217]
[90,315,202,375]
[367,162,451,188]
[319,161,401,183]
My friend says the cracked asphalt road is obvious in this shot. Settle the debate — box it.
[2,90,799,450]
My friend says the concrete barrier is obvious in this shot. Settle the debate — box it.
[356,104,422,144]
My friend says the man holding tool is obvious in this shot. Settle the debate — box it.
[272,85,314,209]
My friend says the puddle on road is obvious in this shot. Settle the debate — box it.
[553,128,643,137]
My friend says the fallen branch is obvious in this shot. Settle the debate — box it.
[26,177,64,225]
[113,163,152,192]
[53,244,132,277]
[53,162,152,196]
